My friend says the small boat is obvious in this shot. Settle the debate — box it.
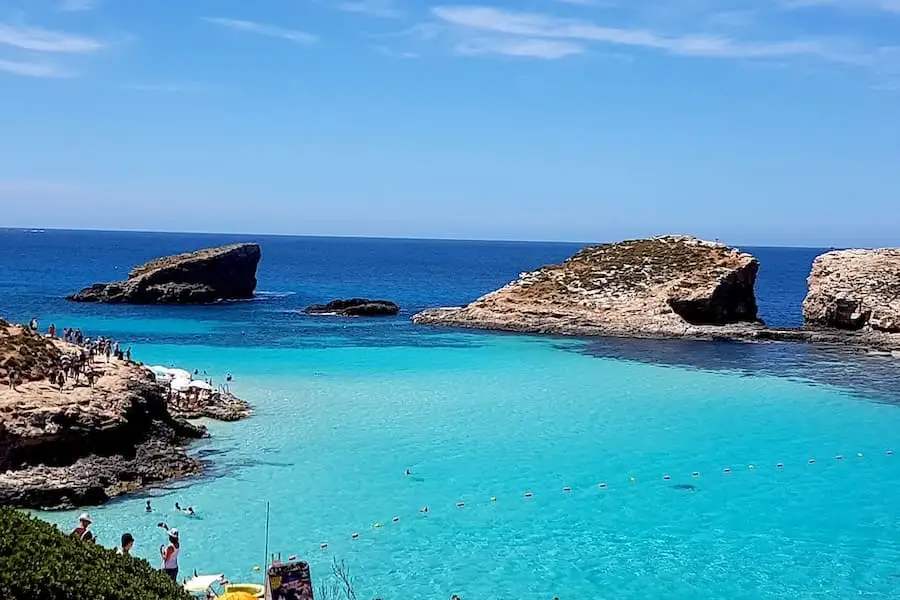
[183,574,264,599]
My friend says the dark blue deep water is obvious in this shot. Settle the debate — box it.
[0,228,819,334]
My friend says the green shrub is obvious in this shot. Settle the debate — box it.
[0,508,189,600]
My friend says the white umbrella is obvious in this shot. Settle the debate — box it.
[167,368,192,380]
[170,378,191,392]
[188,380,212,391]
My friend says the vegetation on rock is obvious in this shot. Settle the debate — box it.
[0,319,61,384]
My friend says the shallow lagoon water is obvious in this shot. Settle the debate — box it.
[3,230,900,599]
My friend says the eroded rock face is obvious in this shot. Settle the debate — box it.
[413,235,759,338]
[0,329,206,509]
[304,298,400,317]
[803,248,900,333]
[67,243,261,304]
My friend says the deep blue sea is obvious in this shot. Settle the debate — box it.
[2,229,900,600]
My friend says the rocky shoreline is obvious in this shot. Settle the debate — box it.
[0,322,250,510]
[413,236,900,353]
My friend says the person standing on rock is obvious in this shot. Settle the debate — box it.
[158,526,180,581]
[70,513,95,543]
[7,368,16,391]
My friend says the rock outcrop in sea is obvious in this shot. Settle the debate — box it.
[304,298,400,317]
[0,321,241,509]
[414,235,760,338]
[803,248,900,333]
[67,243,261,304]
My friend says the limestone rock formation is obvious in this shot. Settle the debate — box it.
[67,243,261,304]
[413,235,760,339]
[803,248,900,333]
[304,298,400,317]
[0,324,205,509]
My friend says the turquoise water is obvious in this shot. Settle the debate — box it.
[4,230,900,599]
[38,334,900,599]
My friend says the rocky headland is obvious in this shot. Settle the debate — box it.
[67,243,261,304]
[415,236,760,337]
[0,321,248,509]
[803,248,900,333]
[414,236,900,352]
[304,298,400,317]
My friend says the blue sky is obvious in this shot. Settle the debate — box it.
[0,0,898,246]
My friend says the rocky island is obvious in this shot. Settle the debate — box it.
[414,236,900,352]
[0,320,246,509]
[415,236,761,339]
[67,242,261,304]
[803,248,900,333]
[304,298,400,317]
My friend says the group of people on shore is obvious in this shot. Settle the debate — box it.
[69,501,194,582]
[47,319,131,391]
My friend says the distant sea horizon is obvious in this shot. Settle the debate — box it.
[0,225,854,250]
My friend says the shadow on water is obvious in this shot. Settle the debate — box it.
[569,337,900,406]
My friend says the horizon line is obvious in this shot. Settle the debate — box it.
[0,226,842,250]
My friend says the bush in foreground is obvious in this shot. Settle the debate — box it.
[0,508,189,600]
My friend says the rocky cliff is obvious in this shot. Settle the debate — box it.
[67,243,261,304]
[0,324,205,509]
[413,235,760,339]
[803,248,900,333]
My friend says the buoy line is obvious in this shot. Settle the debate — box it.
[296,449,895,556]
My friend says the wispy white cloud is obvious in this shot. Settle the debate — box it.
[554,0,613,6]
[203,18,318,44]
[456,37,585,58]
[59,0,101,12]
[337,0,403,18]
[0,57,74,77]
[431,5,838,61]
[0,22,104,53]
[781,0,900,13]
[375,45,420,58]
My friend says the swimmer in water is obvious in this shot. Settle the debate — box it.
[186,506,196,517]
[420,506,429,514]
[145,500,152,513]
[405,468,411,476]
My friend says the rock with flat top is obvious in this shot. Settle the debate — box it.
[803,248,900,333]
[67,243,261,304]
[413,235,760,339]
